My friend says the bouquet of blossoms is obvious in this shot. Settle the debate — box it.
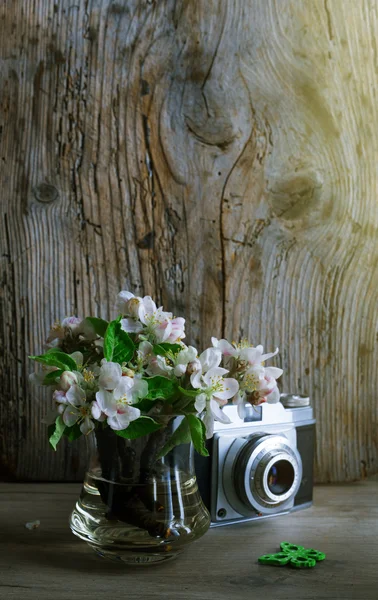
[30,290,283,456]
[30,290,283,540]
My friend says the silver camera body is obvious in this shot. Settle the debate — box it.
[195,395,315,526]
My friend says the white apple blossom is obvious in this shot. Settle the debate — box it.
[56,384,96,435]
[117,291,157,321]
[233,348,283,418]
[62,316,82,332]
[171,345,198,376]
[239,344,280,366]
[191,347,239,438]
[211,337,238,358]
[140,343,197,378]
[190,347,222,380]
[134,339,167,376]
[46,317,83,344]
[118,290,186,344]
[194,392,233,439]
[212,338,280,366]
[94,376,148,431]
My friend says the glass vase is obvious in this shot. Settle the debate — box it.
[69,418,211,565]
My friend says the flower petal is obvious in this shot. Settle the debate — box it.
[66,384,86,407]
[91,401,104,421]
[157,355,173,373]
[202,410,215,439]
[107,406,140,430]
[194,393,207,413]
[209,399,232,424]
[246,364,265,378]
[98,361,122,390]
[234,392,247,419]
[62,405,80,427]
[174,363,187,377]
[95,389,117,416]
[120,317,143,333]
[213,377,239,401]
[141,296,157,321]
[264,366,283,379]
[125,406,141,422]
[155,318,172,343]
[239,346,263,365]
[213,338,237,357]
[70,351,84,367]
[107,414,128,430]
[116,291,135,314]
[113,377,133,400]
[266,385,280,404]
[202,367,229,387]
[190,370,203,389]
[80,416,95,435]
[131,378,148,399]
[199,348,222,372]
[138,341,154,359]
[261,347,279,362]
[166,317,185,343]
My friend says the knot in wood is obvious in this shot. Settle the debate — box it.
[267,169,323,221]
[33,183,59,204]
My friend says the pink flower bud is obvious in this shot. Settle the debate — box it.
[62,316,82,333]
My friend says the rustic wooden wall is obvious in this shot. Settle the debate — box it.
[1,0,377,482]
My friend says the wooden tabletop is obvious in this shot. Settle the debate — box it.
[1,480,377,600]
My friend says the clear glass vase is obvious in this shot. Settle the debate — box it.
[69,418,211,565]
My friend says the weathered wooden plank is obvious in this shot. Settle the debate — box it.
[0,1,377,481]
[1,481,378,599]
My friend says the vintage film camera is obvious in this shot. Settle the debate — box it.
[195,394,315,526]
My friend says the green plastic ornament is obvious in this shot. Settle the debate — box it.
[258,542,326,569]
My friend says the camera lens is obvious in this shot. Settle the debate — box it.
[267,460,295,495]
[229,433,303,514]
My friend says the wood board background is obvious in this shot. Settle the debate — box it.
[0,0,377,482]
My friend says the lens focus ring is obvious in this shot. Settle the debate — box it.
[254,450,297,503]
[233,434,302,514]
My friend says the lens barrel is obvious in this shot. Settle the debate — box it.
[231,433,302,514]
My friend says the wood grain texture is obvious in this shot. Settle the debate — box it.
[1,480,378,599]
[0,0,377,481]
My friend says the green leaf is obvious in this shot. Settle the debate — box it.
[157,418,191,458]
[42,369,63,385]
[115,416,162,440]
[132,397,161,412]
[185,414,209,457]
[153,343,183,357]
[104,318,135,363]
[48,416,66,451]
[83,317,109,338]
[178,386,200,398]
[64,423,83,441]
[144,376,178,401]
[30,351,77,372]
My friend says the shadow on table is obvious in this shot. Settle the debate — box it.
[2,516,174,573]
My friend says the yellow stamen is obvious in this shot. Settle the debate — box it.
[82,368,95,383]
